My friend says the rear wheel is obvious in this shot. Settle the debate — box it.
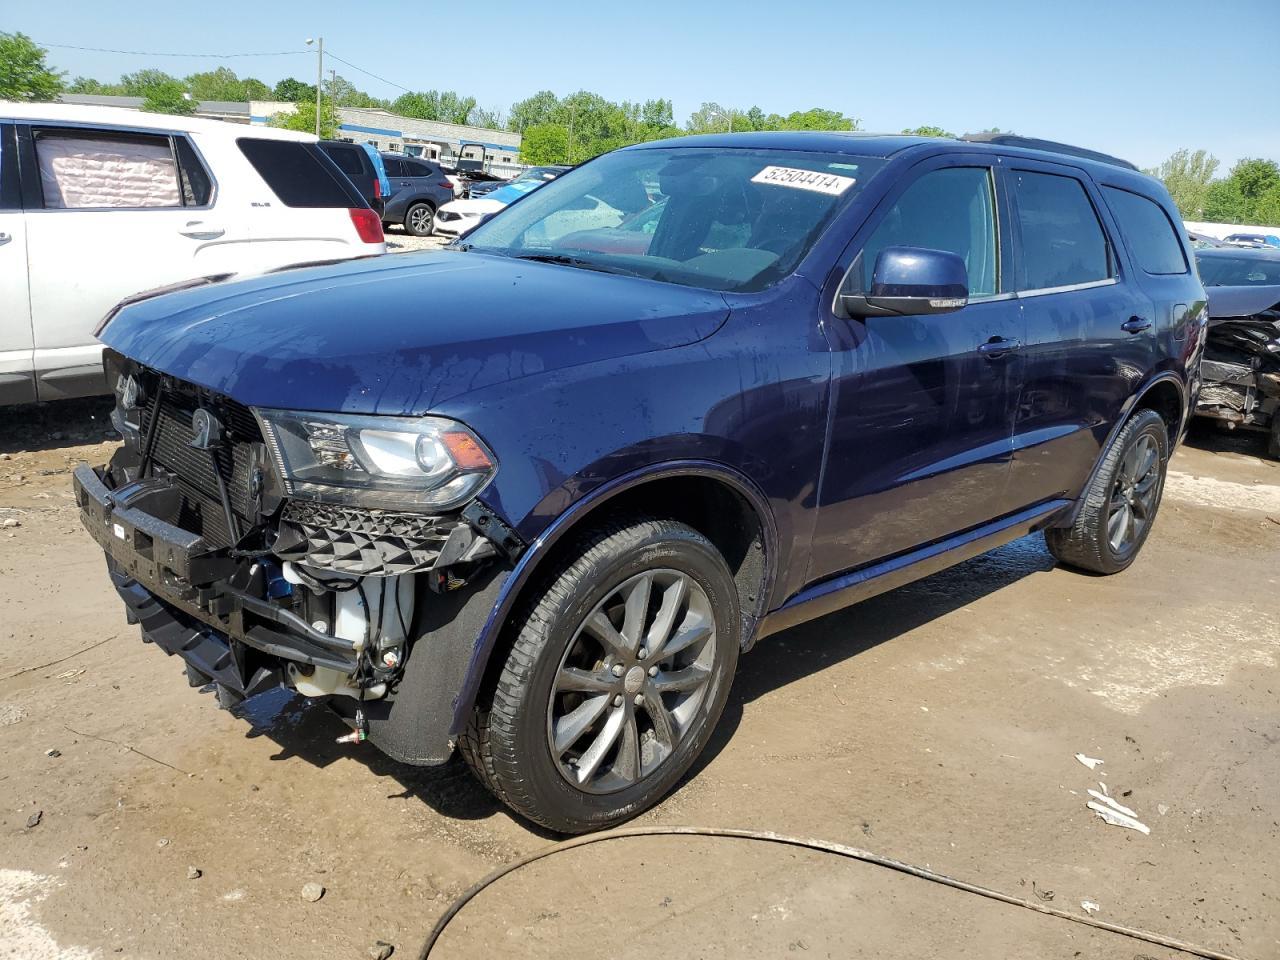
[460,518,739,833]
[405,202,435,237]
[1268,414,1280,460]
[1046,408,1169,574]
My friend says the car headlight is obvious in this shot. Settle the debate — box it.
[255,409,496,512]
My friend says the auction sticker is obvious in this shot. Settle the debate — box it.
[751,166,856,195]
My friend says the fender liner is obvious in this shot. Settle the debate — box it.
[445,460,779,739]
[332,563,509,765]
[1053,372,1188,528]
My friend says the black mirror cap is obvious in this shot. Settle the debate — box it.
[842,246,970,318]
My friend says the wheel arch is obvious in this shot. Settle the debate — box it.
[448,460,779,738]
[1055,372,1187,529]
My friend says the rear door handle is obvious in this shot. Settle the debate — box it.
[978,337,1022,360]
[0,232,11,245]
[179,221,225,240]
[1122,316,1152,334]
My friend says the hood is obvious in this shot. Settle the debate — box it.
[441,198,503,216]
[1206,284,1280,320]
[99,251,729,415]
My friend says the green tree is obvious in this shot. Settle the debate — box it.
[0,32,64,101]
[520,123,569,164]
[119,69,182,97]
[776,108,858,131]
[902,125,955,138]
[1228,158,1280,202]
[273,77,315,103]
[1144,149,1219,219]
[269,99,338,139]
[687,101,737,134]
[68,75,123,95]
[508,90,560,132]
[1251,185,1280,227]
[141,79,196,115]
[327,74,387,109]
[468,105,503,130]
[1202,179,1249,223]
[185,66,243,101]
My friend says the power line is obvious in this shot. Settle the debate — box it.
[38,40,417,96]
[323,52,412,94]
[38,41,308,59]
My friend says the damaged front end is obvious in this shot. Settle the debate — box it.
[1195,285,1280,449]
[74,351,520,762]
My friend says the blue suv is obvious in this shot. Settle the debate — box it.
[75,132,1206,832]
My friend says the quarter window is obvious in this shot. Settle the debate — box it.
[849,166,999,298]
[1012,171,1111,290]
[34,130,183,209]
[237,138,360,208]
[1102,186,1188,275]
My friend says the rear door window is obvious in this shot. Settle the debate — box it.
[174,136,213,206]
[1102,186,1188,275]
[849,166,1000,298]
[383,156,407,178]
[1011,171,1112,290]
[34,129,182,209]
[237,138,360,208]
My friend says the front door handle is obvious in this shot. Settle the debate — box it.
[179,221,225,240]
[0,232,10,245]
[1122,316,1152,334]
[978,337,1022,360]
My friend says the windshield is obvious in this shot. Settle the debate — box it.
[1196,253,1280,286]
[459,147,887,292]
[487,178,544,205]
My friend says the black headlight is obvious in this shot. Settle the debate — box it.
[254,409,497,512]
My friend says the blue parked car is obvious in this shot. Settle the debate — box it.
[75,132,1206,832]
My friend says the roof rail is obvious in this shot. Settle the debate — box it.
[960,134,1139,172]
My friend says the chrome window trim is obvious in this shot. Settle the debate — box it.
[1016,277,1119,298]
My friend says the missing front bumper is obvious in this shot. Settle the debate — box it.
[73,464,360,677]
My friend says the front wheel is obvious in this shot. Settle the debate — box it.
[460,518,740,833]
[1046,408,1169,574]
[404,202,435,237]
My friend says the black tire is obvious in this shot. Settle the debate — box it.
[460,518,740,833]
[1268,415,1280,460]
[404,202,435,237]
[1046,408,1169,574]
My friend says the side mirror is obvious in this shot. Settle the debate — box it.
[841,246,969,318]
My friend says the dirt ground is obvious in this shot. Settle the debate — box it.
[1,399,1277,960]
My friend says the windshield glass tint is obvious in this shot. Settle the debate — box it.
[1196,254,1280,286]
[461,147,886,292]
[488,179,543,205]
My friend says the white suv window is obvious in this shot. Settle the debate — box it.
[35,131,183,209]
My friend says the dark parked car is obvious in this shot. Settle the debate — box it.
[1222,232,1280,249]
[380,153,456,236]
[1192,246,1280,455]
[317,141,389,216]
[75,132,1206,833]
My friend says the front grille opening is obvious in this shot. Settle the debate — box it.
[141,381,265,548]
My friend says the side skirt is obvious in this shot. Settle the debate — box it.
[756,499,1071,642]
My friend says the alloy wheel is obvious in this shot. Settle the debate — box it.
[547,569,717,794]
[409,206,433,233]
[1107,433,1160,553]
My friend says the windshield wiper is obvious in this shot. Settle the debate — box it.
[512,253,647,279]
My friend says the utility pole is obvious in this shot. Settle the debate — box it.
[305,37,324,138]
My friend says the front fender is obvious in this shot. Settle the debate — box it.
[445,459,779,740]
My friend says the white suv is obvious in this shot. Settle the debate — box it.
[0,103,386,405]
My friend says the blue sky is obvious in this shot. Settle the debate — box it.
[12,0,1280,171]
